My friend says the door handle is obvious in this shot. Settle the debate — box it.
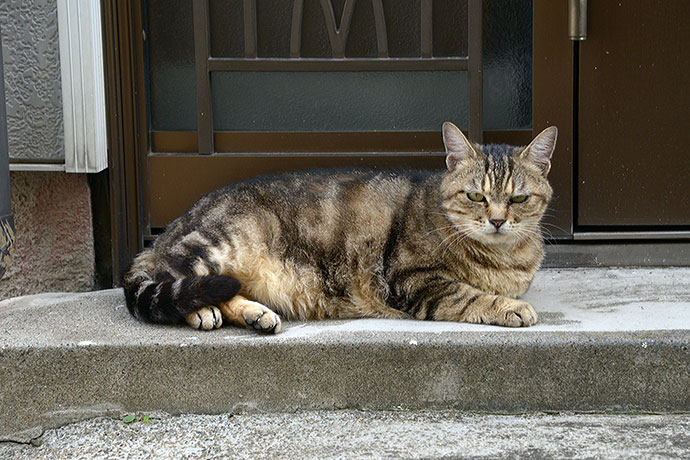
[568,0,587,40]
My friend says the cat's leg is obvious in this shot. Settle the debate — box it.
[394,276,537,327]
[218,295,282,334]
[435,289,538,327]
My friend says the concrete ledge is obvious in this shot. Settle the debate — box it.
[2,268,690,442]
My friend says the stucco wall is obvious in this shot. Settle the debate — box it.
[0,172,94,300]
[0,0,64,161]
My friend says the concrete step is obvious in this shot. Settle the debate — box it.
[1,268,690,443]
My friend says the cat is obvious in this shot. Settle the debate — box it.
[124,122,557,333]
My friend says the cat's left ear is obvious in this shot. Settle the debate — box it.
[518,126,558,176]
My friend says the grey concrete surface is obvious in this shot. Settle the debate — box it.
[2,411,690,459]
[1,268,690,443]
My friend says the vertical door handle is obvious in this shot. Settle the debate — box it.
[568,0,587,40]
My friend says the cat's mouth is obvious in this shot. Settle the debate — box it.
[480,224,510,235]
[475,226,516,243]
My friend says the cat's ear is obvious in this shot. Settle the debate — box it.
[442,122,478,171]
[518,126,558,176]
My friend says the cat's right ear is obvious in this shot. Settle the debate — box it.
[442,122,477,171]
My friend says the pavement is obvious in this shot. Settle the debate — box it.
[1,267,690,450]
[2,411,690,460]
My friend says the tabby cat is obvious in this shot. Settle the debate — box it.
[124,122,557,333]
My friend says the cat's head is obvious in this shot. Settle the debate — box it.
[439,122,557,246]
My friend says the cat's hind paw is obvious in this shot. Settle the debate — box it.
[218,295,283,334]
[243,304,282,334]
[185,306,223,330]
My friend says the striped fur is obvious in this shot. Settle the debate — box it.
[123,123,557,331]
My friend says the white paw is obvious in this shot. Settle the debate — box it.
[185,306,223,330]
[242,303,282,334]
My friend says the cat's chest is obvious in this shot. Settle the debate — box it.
[472,267,534,297]
[459,254,538,298]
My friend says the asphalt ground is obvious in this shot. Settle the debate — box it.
[2,410,689,460]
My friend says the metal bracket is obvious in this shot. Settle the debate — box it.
[568,0,587,40]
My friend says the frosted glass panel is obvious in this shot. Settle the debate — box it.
[148,0,196,131]
[212,72,468,132]
[483,0,533,130]
[146,0,532,131]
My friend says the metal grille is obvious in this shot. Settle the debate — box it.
[191,0,483,154]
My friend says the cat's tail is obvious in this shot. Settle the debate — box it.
[123,256,241,324]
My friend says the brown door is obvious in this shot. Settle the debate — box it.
[577,0,690,228]
[103,0,569,277]
[103,0,690,279]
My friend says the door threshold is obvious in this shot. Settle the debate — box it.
[573,231,690,241]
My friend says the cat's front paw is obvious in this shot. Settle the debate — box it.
[465,296,538,327]
[185,306,223,330]
[495,298,538,327]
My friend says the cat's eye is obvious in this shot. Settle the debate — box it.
[467,192,485,202]
[510,195,529,204]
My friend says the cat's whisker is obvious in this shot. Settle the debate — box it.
[447,229,474,252]
[516,232,539,247]
[518,227,549,245]
[539,221,569,235]
[514,224,541,239]
[526,223,558,242]
[433,224,473,255]
[442,235,470,256]
[434,229,464,255]
[525,225,553,241]
[423,224,459,237]
[517,224,543,236]
[448,223,475,245]
[428,211,454,220]
[542,206,564,216]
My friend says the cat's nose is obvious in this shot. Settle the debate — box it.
[489,218,506,228]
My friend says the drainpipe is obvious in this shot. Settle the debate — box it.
[0,31,14,279]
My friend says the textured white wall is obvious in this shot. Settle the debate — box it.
[0,0,64,161]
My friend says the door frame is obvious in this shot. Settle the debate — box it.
[101,0,148,283]
[100,0,690,284]
[533,0,574,240]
